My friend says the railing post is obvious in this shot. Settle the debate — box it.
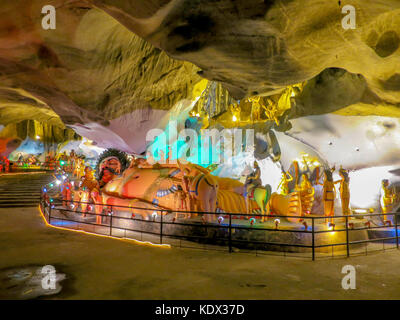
[160,211,163,244]
[109,205,113,236]
[345,215,350,258]
[311,218,315,261]
[229,213,232,253]
[395,213,399,249]
[49,201,52,224]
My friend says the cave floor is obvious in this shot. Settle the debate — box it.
[1,205,400,300]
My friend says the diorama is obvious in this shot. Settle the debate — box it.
[1,0,400,301]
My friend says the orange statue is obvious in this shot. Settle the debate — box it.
[277,170,293,195]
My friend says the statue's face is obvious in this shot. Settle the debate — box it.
[100,156,122,174]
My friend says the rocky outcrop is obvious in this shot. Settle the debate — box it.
[0,1,399,153]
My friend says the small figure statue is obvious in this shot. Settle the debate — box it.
[277,170,293,196]
[335,167,351,218]
[61,177,73,208]
[174,185,189,219]
[380,179,396,224]
[3,156,9,173]
[317,167,336,223]
[244,161,262,214]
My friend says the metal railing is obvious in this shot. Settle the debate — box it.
[39,195,400,260]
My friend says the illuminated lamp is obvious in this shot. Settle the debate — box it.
[49,183,54,188]
[55,180,61,185]
[218,216,224,224]
[43,188,47,193]
[274,218,280,229]
[50,198,54,203]
[152,211,157,220]
[35,135,40,140]
[70,204,75,209]
[249,217,255,225]
[60,161,65,166]
[88,205,93,211]
[232,115,238,122]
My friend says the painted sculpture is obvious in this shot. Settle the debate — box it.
[296,174,314,216]
[277,170,293,195]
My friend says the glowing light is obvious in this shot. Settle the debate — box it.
[349,166,394,209]
[49,183,54,188]
[152,211,158,219]
[62,175,66,180]
[249,217,256,225]
[274,218,280,229]
[232,115,238,122]
[353,209,367,214]
[35,135,40,140]
[218,216,224,224]
[55,180,61,185]
[38,205,170,249]
[43,188,47,193]
[70,204,75,209]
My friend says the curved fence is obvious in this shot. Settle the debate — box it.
[39,194,400,260]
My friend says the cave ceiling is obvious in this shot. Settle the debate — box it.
[0,0,399,153]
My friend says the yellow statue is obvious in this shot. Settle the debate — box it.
[334,167,351,218]
[248,96,262,122]
[230,102,241,123]
[277,170,293,196]
[380,179,396,222]
[317,168,336,224]
[295,174,314,216]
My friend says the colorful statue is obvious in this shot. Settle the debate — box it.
[61,178,73,208]
[317,168,336,223]
[277,170,293,195]
[335,167,351,218]
[380,179,396,223]
[174,185,189,218]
